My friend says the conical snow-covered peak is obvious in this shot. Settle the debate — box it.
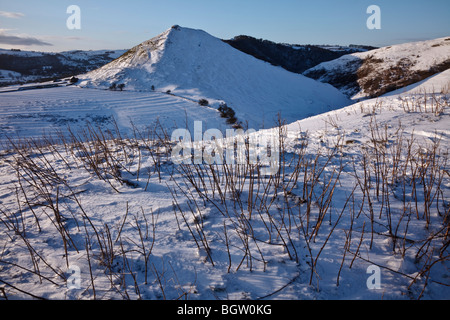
[88,25,217,73]
[100,26,171,69]
[78,26,350,128]
[78,25,225,90]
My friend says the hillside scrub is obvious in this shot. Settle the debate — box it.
[359,58,450,98]
[303,37,450,99]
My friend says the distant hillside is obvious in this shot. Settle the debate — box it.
[0,49,126,86]
[303,37,450,99]
[223,35,375,74]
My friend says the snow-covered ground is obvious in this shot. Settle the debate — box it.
[0,86,226,147]
[0,64,448,300]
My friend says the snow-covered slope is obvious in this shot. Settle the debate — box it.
[304,37,450,99]
[78,26,350,129]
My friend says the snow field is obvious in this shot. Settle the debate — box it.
[0,86,226,147]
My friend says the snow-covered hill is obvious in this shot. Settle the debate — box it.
[303,37,450,99]
[78,26,350,129]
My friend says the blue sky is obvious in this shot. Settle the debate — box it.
[0,0,449,52]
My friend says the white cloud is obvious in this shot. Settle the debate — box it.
[0,30,52,46]
[0,11,25,19]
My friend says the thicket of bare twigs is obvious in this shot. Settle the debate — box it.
[0,93,448,300]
